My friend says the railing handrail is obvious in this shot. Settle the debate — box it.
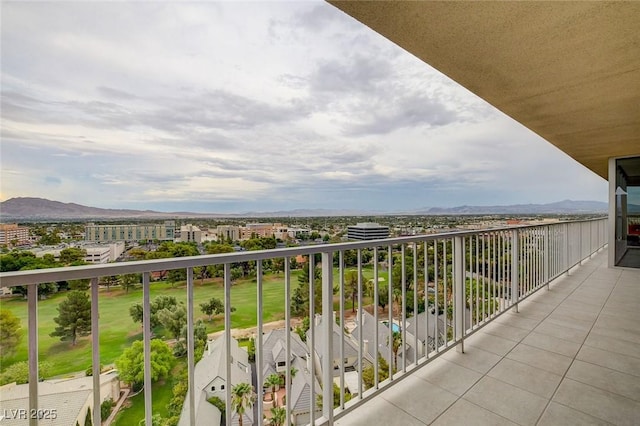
[0,217,606,287]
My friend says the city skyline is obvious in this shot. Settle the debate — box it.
[1,1,608,213]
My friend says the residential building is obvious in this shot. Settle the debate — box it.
[346,223,389,241]
[0,224,30,246]
[177,224,202,243]
[0,371,119,426]
[178,337,252,426]
[241,223,275,240]
[308,314,370,384]
[216,225,241,242]
[259,329,320,426]
[84,221,175,242]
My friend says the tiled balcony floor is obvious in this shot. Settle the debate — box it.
[336,250,640,426]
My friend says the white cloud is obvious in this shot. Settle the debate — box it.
[0,1,606,212]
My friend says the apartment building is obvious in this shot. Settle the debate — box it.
[215,225,241,242]
[85,221,175,242]
[177,224,202,243]
[0,223,30,246]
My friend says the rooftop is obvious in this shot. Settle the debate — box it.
[336,250,640,425]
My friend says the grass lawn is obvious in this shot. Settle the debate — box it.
[111,362,183,426]
[0,265,378,377]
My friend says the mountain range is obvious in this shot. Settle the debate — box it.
[0,197,616,220]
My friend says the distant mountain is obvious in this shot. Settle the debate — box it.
[0,197,218,220]
[0,197,609,220]
[414,200,608,215]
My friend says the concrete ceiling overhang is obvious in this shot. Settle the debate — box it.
[328,1,640,179]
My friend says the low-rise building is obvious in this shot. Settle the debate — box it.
[178,337,253,426]
[0,371,120,426]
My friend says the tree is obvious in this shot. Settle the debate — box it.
[121,274,141,293]
[231,382,256,426]
[0,361,52,385]
[100,275,119,292]
[377,282,389,312]
[115,339,174,390]
[291,261,322,317]
[59,247,87,265]
[199,297,225,321]
[264,373,282,406]
[0,309,22,357]
[50,291,92,345]
[157,304,187,341]
[269,406,286,426]
[387,331,402,370]
[69,279,90,291]
[84,407,92,426]
[362,353,392,390]
[345,270,364,312]
[100,398,114,421]
[130,295,178,330]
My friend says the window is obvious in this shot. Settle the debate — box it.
[221,385,225,390]
[211,386,216,391]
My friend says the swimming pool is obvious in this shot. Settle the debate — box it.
[382,321,401,333]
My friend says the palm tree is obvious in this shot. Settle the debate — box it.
[387,330,402,369]
[264,373,282,406]
[269,406,286,426]
[231,382,256,426]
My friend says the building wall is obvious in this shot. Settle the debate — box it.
[85,221,175,242]
[347,223,390,240]
[0,224,30,245]
[216,225,240,242]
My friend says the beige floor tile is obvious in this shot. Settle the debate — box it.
[553,378,640,426]
[487,357,563,398]
[537,402,614,426]
[505,343,573,376]
[465,331,518,356]
[415,357,483,396]
[521,331,581,357]
[432,399,518,426]
[380,375,458,424]
[463,376,548,425]
[566,360,640,402]
[441,345,502,374]
[577,345,640,377]
[334,396,426,426]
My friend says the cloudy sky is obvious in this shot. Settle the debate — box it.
[1,1,607,213]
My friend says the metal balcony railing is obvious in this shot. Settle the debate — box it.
[0,218,607,426]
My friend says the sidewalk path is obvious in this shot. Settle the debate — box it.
[208,318,303,340]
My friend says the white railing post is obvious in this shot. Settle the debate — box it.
[511,230,520,312]
[27,284,38,426]
[256,261,264,426]
[453,236,465,353]
[224,264,232,426]
[142,271,152,426]
[186,268,195,426]
[321,251,334,424]
[91,277,101,426]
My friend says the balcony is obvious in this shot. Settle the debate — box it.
[2,218,634,426]
[336,246,640,425]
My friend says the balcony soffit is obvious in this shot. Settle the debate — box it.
[327,1,640,179]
